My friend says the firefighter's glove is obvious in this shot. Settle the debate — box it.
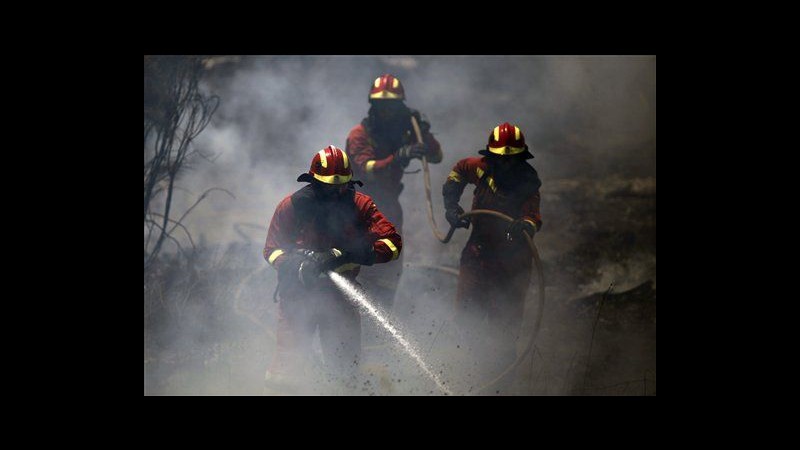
[278,250,313,289]
[343,242,377,266]
[292,250,316,288]
[314,248,350,273]
[416,116,431,134]
[301,248,363,286]
[394,143,427,167]
[445,205,470,229]
[506,219,537,242]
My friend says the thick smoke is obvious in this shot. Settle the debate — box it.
[145,56,656,395]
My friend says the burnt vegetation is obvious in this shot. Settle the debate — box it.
[144,56,656,395]
[144,55,223,269]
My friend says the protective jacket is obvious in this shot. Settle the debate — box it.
[263,185,402,286]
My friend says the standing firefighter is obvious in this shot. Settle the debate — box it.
[346,74,443,317]
[442,122,542,394]
[263,145,402,393]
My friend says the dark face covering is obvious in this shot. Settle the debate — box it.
[489,154,525,175]
[311,180,355,202]
[486,154,530,191]
[369,100,410,136]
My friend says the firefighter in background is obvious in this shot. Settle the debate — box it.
[442,122,542,394]
[346,73,442,319]
[263,145,402,393]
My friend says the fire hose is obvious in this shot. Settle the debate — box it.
[411,116,449,243]
[411,116,546,394]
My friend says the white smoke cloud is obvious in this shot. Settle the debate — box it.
[146,55,656,396]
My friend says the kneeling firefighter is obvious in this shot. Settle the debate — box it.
[442,122,543,394]
[262,145,402,392]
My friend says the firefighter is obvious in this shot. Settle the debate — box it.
[262,145,402,394]
[442,122,542,394]
[345,73,442,322]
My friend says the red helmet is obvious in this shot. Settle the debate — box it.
[297,145,353,184]
[479,122,533,159]
[369,74,405,101]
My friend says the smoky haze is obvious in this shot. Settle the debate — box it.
[145,55,656,395]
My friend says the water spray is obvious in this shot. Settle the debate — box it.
[328,271,453,395]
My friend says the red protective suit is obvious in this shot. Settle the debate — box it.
[346,110,442,213]
[442,156,542,392]
[345,110,441,317]
[262,184,401,390]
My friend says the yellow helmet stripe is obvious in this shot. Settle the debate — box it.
[392,77,399,88]
[365,160,376,173]
[378,238,399,260]
[475,167,497,191]
[493,126,500,142]
[374,77,381,88]
[318,149,328,168]
[369,90,402,99]
[341,149,349,168]
[267,249,285,265]
[487,145,526,155]
[312,172,352,184]
[514,126,521,140]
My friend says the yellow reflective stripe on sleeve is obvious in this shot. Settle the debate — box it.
[267,249,285,265]
[475,167,496,192]
[486,176,497,192]
[366,160,376,173]
[448,170,462,183]
[378,238,399,260]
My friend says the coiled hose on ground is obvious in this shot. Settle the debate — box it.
[448,209,545,395]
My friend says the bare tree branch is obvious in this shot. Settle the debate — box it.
[149,212,197,250]
[169,187,235,237]
[582,281,614,393]
[146,173,176,268]
[144,56,219,270]
[146,218,191,261]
